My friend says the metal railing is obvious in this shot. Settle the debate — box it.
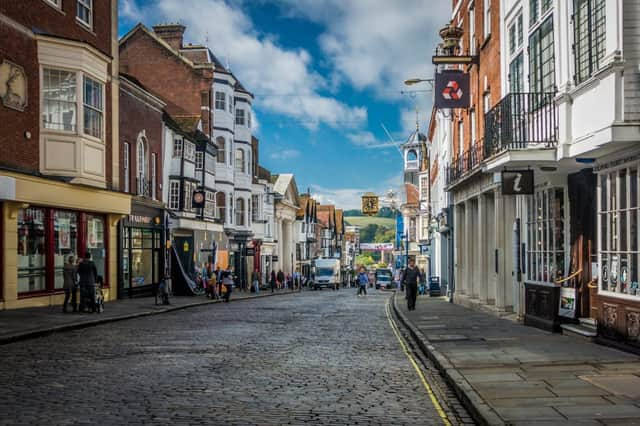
[484,92,558,159]
[446,140,484,185]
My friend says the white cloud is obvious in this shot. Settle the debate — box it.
[120,0,368,130]
[270,149,300,160]
[274,0,450,101]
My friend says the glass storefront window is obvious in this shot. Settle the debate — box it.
[86,215,105,280]
[53,210,78,289]
[526,187,567,284]
[598,164,640,298]
[124,227,161,289]
[17,208,47,293]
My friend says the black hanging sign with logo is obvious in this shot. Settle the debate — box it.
[434,70,470,109]
[501,170,534,195]
[192,190,206,208]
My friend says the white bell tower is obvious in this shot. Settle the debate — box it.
[402,111,426,186]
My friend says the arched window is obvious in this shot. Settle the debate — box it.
[406,149,418,161]
[136,137,147,195]
[216,136,225,164]
[215,192,226,222]
[235,148,245,173]
[235,198,245,226]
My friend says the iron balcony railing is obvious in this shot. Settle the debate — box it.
[446,140,484,186]
[484,92,558,159]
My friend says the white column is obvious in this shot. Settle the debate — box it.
[465,200,474,298]
[494,189,506,309]
[454,203,465,295]
[478,194,488,302]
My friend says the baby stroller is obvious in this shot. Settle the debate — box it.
[94,276,105,313]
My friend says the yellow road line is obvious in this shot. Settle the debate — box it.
[385,298,452,426]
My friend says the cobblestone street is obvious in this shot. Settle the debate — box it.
[0,290,460,425]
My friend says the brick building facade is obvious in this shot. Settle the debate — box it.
[0,0,130,309]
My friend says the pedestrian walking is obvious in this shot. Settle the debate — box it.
[222,270,234,303]
[208,272,218,299]
[62,256,78,313]
[402,257,422,311]
[277,270,285,290]
[357,267,368,296]
[270,270,276,293]
[251,269,260,294]
[77,251,98,313]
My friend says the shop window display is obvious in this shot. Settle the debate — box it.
[599,165,640,297]
[17,208,47,293]
[53,211,78,289]
[526,187,566,284]
[86,215,105,280]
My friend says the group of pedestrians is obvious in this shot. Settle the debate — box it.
[62,251,102,313]
[354,257,424,310]
[196,263,236,303]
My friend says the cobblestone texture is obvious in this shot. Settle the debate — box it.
[0,291,452,425]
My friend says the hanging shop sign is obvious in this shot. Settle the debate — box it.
[361,192,379,216]
[501,170,534,195]
[192,190,206,209]
[434,70,470,109]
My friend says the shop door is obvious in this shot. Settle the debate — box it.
[174,236,194,277]
[568,170,597,319]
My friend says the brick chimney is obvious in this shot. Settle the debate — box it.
[152,24,186,50]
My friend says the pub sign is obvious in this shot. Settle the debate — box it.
[434,70,470,109]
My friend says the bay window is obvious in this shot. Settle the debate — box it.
[43,69,77,132]
[184,141,195,162]
[598,164,640,298]
[529,16,555,94]
[235,109,245,126]
[573,0,606,85]
[168,180,180,210]
[235,149,245,173]
[216,137,225,164]
[215,92,226,110]
[235,198,245,226]
[83,75,103,138]
[205,192,215,218]
[526,187,567,284]
[216,192,226,222]
[173,138,183,158]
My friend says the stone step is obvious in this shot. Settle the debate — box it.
[561,323,597,341]
[579,317,598,330]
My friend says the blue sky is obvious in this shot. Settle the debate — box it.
[119,0,450,208]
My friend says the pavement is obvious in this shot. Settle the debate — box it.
[0,287,300,345]
[392,292,640,425]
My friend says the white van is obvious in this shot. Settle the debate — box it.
[312,258,341,290]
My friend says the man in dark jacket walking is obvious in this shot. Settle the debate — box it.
[77,251,98,313]
[401,257,422,311]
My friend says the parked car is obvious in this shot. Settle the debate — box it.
[375,268,393,289]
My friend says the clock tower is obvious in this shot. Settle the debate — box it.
[402,121,426,186]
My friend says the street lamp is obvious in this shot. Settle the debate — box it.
[404,78,434,86]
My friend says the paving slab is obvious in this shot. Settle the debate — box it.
[392,294,640,426]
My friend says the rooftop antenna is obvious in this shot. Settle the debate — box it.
[415,106,420,131]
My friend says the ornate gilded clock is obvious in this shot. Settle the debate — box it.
[361,192,379,216]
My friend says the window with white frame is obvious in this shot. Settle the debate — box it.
[529,0,552,27]
[205,191,215,218]
[235,149,245,173]
[184,141,195,162]
[529,16,555,94]
[83,75,102,138]
[470,109,476,144]
[151,153,157,200]
[235,108,245,126]
[183,181,193,211]
[123,142,130,193]
[216,137,225,164]
[228,194,234,224]
[45,0,61,8]
[136,138,146,195]
[77,0,93,28]
[195,151,204,170]
[169,180,180,210]
[43,69,77,132]
[252,194,260,221]
[508,13,525,94]
[216,192,226,222]
[247,111,252,128]
[228,94,233,113]
[598,164,639,298]
[483,0,491,38]
[205,153,215,173]
[526,187,567,284]
[215,92,226,110]
[173,138,183,158]
[469,3,476,55]
[574,0,606,85]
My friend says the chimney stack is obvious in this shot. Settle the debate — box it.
[152,24,186,51]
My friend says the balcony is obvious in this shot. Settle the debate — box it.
[446,140,484,187]
[136,177,152,198]
[483,92,558,167]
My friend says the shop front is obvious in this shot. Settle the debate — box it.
[0,172,130,309]
[118,204,165,298]
[593,153,640,352]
